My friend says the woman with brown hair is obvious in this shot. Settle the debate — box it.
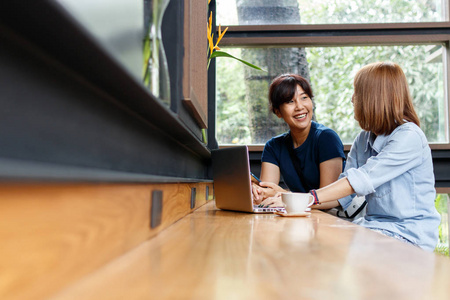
[261,62,440,251]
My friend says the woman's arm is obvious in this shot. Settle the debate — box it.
[312,157,344,210]
[260,161,281,183]
[259,177,354,208]
[343,129,423,196]
[315,177,355,204]
[258,158,346,208]
[319,157,343,187]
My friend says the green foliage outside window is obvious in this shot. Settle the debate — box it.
[307,45,445,144]
[216,45,445,145]
[298,0,446,144]
[217,0,442,25]
[435,194,449,256]
[296,0,441,24]
[216,0,447,145]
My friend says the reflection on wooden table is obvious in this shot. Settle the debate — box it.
[52,201,450,300]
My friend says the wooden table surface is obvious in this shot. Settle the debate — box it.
[51,201,450,300]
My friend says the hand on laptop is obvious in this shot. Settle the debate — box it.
[252,182,287,204]
[252,183,264,204]
[258,192,284,208]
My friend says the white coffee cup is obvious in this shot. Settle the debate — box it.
[281,192,314,214]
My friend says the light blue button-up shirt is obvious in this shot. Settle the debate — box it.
[338,122,440,251]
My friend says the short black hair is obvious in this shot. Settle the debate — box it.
[268,74,314,114]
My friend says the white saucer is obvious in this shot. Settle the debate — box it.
[274,211,311,217]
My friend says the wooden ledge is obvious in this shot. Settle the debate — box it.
[0,182,213,300]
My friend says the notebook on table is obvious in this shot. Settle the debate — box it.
[211,145,285,213]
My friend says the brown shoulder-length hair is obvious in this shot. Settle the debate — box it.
[268,73,314,114]
[353,62,420,135]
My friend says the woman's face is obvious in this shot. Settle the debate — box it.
[275,85,313,132]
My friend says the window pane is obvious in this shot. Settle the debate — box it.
[216,45,447,145]
[217,0,445,25]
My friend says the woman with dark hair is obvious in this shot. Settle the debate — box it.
[261,62,440,251]
[252,73,346,211]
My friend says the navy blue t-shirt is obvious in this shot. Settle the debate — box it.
[261,121,345,193]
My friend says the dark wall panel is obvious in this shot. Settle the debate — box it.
[0,24,209,182]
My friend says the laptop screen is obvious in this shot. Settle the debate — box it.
[211,146,254,212]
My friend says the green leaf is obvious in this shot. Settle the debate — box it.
[211,50,265,71]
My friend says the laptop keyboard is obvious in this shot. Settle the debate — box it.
[253,205,286,213]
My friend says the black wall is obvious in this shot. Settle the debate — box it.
[0,1,210,182]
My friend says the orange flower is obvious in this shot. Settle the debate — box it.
[208,11,212,36]
[206,1,263,71]
[207,11,214,55]
[207,11,228,55]
[215,24,228,50]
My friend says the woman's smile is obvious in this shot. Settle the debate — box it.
[294,113,307,120]
[276,85,313,133]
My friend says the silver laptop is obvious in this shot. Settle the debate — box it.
[211,146,284,213]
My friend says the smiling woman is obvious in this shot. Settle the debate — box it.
[251,74,345,211]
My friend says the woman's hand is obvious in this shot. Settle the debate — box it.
[252,183,264,204]
[258,193,284,208]
[252,182,287,204]
[259,182,286,196]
